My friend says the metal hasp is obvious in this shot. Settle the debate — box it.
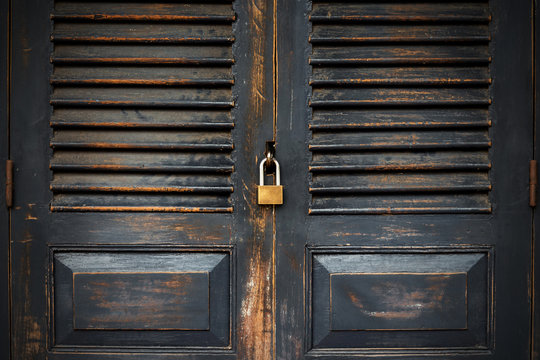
[258,157,283,205]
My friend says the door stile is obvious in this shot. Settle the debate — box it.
[1,0,11,357]
[232,0,277,358]
[533,0,540,356]
[275,0,312,358]
[10,0,51,358]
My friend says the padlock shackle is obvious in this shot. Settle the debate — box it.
[259,158,280,186]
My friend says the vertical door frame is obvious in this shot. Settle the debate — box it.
[534,0,540,357]
[0,0,10,358]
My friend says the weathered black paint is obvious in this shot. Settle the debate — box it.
[4,0,538,359]
[0,0,10,357]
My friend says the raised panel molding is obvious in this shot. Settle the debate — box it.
[49,246,233,351]
[307,247,493,355]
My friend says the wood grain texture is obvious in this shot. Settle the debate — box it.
[330,273,468,330]
[310,3,490,23]
[52,2,235,22]
[73,272,210,330]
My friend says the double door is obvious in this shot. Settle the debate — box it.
[8,0,533,359]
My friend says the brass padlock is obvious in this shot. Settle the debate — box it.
[258,158,283,205]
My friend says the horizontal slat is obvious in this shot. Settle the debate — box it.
[310,109,490,130]
[310,88,490,107]
[50,87,233,108]
[310,3,490,23]
[310,25,489,43]
[51,109,233,129]
[310,151,490,172]
[51,173,232,193]
[51,66,233,86]
[52,44,233,65]
[310,130,490,151]
[51,130,232,151]
[310,194,491,214]
[52,2,235,22]
[311,67,490,86]
[310,172,490,193]
[51,194,232,213]
[310,45,489,65]
[51,151,233,173]
[52,23,234,43]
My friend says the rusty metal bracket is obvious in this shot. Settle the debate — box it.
[531,160,537,207]
[6,160,13,208]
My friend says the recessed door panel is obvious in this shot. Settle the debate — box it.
[51,249,232,349]
[309,249,491,350]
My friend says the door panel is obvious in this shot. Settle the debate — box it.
[11,0,276,358]
[309,248,490,349]
[276,0,532,358]
[51,248,231,348]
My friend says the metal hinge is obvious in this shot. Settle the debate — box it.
[531,160,537,207]
[6,160,12,208]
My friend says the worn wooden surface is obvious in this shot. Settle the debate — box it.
[51,249,231,348]
[309,0,492,216]
[0,0,10,357]
[7,0,536,359]
[49,0,236,213]
[279,0,532,358]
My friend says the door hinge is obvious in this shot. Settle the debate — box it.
[6,160,13,208]
[530,160,537,207]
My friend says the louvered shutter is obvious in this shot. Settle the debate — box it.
[49,1,235,213]
[308,1,492,215]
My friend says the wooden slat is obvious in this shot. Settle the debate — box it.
[51,151,234,173]
[52,23,234,43]
[310,109,490,130]
[310,151,490,172]
[310,45,489,65]
[311,67,490,86]
[52,2,235,22]
[310,172,490,193]
[50,87,234,108]
[51,66,233,86]
[310,194,491,214]
[310,130,490,151]
[51,130,233,151]
[310,88,490,107]
[51,193,233,213]
[51,173,232,193]
[310,24,490,43]
[52,44,234,65]
[51,109,234,129]
[310,3,490,23]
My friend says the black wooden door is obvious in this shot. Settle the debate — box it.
[8,0,533,359]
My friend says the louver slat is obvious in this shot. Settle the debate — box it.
[309,1,492,215]
[50,1,235,212]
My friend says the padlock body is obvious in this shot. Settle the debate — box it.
[258,185,283,205]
